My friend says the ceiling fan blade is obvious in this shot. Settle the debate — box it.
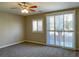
[10,7,19,9]
[30,9,37,12]
[29,6,37,8]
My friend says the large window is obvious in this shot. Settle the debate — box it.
[32,20,43,32]
[64,14,74,31]
[47,11,75,49]
[55,15,63,31]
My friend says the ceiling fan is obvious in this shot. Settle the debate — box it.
[11,2,39,13]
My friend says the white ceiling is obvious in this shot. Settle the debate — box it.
[0,2,79,16]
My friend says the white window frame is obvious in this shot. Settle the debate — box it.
[46,10,76,49]
[32,19,43,32]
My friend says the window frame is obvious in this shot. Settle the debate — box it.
[32,19,43,33]
[46,10,76,49]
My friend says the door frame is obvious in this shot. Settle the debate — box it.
[46,10,76,50]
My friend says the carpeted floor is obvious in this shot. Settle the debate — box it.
[0,42,79,57]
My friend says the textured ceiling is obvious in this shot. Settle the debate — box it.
[0,2,79,16]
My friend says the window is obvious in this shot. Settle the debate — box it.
[33,20,37,31]
[32,20,43,32]
[55,15,63,31]
[64,14,74,31]
[47,11,75,49]
[47,16,54,30]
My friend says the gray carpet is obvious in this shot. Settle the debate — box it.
[0,42,79,57]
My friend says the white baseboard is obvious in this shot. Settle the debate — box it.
[76,48,79,51]
[0,41,25,49]
[25,40,45,45]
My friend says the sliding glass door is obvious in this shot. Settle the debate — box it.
[46,12,75,49]
[47,16,55,45]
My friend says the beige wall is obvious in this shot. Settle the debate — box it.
[25,14,46,44]
[0,12,24,48]
[25,8,79,50]
[76,8,79,50]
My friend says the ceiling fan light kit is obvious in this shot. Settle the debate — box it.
[18,2,38,14]
[21,9,29,13]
